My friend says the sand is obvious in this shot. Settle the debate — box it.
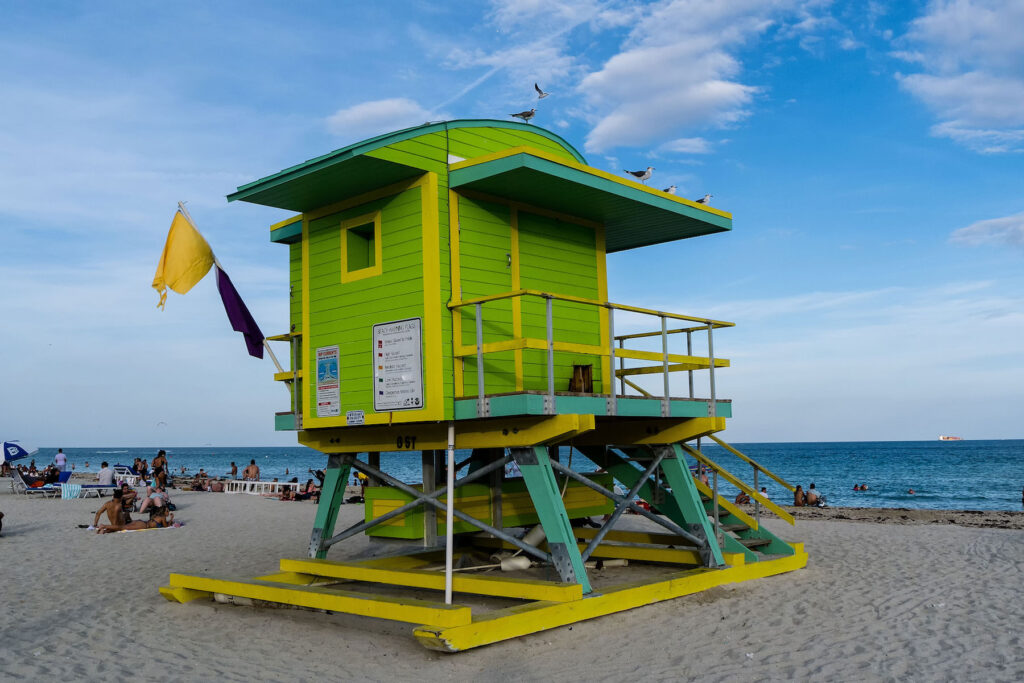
[1,484,1021,682]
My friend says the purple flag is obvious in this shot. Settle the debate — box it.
[215,265,265,358]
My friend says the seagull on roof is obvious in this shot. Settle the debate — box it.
[624,166,655,184]
[534,83,550,99]
[511,108,536,123]
[695,193,712,204]
[662,185,677,195]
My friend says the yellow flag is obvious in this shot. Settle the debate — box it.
[152,211,214,309]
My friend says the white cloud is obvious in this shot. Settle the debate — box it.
[578,1,817,153]
[660,137,713,154]
[950,211,1024,248]
[326,98,434,141]
[895,0,1024,153]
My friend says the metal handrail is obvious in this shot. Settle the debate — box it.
[449,289,735,329]
[707,435,795,493]
[449,289,729,417]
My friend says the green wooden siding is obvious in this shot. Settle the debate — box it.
[518,211,604,393]
[306,186,425,417]
[457,196,515,395]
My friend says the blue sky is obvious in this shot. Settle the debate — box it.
[2,0,1022,446]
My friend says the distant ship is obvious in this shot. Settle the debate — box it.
[938,435,963,441]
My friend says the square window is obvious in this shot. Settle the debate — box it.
[340,211,382,283]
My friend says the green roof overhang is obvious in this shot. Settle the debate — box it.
[227,119,585,212]
[449,149,732,252]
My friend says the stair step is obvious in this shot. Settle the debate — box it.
[720,524,748,532]
[738,537,772,549]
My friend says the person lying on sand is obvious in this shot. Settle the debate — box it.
[96,510,173,534]
[93,490,125,527]
[734,492,751,504]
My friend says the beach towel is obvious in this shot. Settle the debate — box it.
[61,483,82,499]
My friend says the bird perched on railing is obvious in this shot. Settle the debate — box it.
[695,193,712,204]
[534,83,549,99]
[511,108,536,123]
[662,185,677,195]
[624,166,655,184]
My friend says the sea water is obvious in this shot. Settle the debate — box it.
[29,440,1023,511]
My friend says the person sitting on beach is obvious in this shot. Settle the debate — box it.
[760,486,769,499]
[806,483,827,507]
[190,470,209,491]
[92,490,125,528]
[120,483,137,521]
[278,477,300,501]
[138,486,170,515]
[794,485,805,507]
[97,462,115,486]
[734,491,751,504]
[242,459,260,481]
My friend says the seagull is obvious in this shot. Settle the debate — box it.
[511,108,536,123]
[534,83,550,99]
[695,194,712,204]
[662,185,677,195]
[624,166,655,184]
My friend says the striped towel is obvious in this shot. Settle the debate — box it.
[61,483,82,500]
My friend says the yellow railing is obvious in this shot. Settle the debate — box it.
[267,331,303,427]
[448,290,733,417]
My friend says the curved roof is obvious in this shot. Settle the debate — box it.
[228,119,586,210]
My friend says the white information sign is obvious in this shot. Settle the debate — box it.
[315,345,340,418]
[372,318,424,411]
[346,410,365,425]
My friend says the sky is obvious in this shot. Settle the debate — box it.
[2,0,1022,447]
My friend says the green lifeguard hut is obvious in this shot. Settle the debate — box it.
[162,120,806,651]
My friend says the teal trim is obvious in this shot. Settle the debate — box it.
[270,222,303,244]
[660,444,725,566]
[449,152,731,252]
[274,412,299,430]
[454,394,730,419]
[309,454,353,559]
[228,119,586,209]
[513,446,592,593]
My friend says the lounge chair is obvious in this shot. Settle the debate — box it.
[9,469,60,497]
[113,464,141,486]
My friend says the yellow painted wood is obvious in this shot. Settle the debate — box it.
[299,414,595,452]
[304,175,427,222]
[682,444,795,525]
[265,332,299,343]
[510,207,524,391]
[273,370,303,381]
[692,478,758,530]
[622,377,653,397]
[449,146,733,220]
[615,360,730,375]
[253,571,330,586]
[572,526,695,547]
[413,552,808,651]
[166,574,472,627]
[159,585,210,603]
[339,210,384,283]
[708,434,795,492]
[449,189,465,399]
[614,348,730,367]
[419,172,445,420]
[573,417,725,446]
[279,558,583,602]
[269,213,303,232]
[453,337,606,358]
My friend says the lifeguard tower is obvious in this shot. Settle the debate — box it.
[161,120,806,651]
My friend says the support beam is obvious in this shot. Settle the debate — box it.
[512,447,592,593]
[656,444,724,567]
[309,454,353,559]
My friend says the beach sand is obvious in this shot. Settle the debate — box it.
[1,486,1021,682]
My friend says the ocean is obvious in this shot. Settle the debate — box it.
[26,439,1023,512]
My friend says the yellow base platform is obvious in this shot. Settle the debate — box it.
[161,542,807,652]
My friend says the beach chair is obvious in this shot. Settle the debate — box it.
[9,469,60,498]
[113,464,140,486]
